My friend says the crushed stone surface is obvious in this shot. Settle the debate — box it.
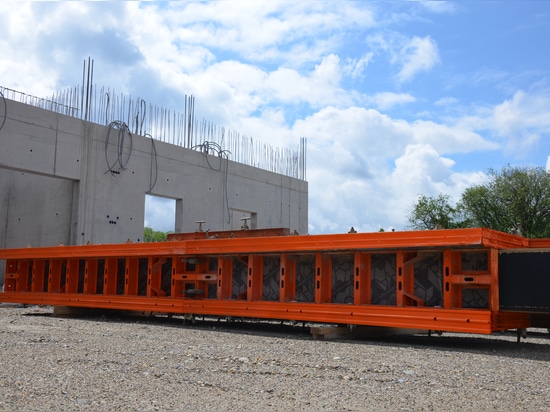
[0,305,549,411]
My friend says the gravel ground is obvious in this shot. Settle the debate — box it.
[0,305,549,411]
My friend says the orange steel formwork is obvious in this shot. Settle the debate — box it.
[0,228,541,335]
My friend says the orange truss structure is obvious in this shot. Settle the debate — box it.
[1,227,548,334]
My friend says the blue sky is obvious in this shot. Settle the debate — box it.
[1,1,550,234]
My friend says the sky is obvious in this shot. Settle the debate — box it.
[1,1,550,234]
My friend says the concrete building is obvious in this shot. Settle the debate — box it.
[0,95,308,255]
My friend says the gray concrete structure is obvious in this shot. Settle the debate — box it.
[0,98,308,251]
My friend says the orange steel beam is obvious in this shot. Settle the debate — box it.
[47,259,62,293]
[124,258,139,296]
[315,252,331,304]
[31,259,46,293]
[528,238,550,248]
[167,227,291,240]
[3,261,15,292]
[66,259,79,294]
[488,248,499,311]
[183,228,527,255]
[103,258,118,295]
[396,251,417,307]
[0,291,531,334]
[0,228,540,336]
[217,256,233,300]
[19,260,31,292]
[353,252,371,305]
[280,254,296,302]
[0,228,529,261]
[84,259,98,294]
[247,255,263,301]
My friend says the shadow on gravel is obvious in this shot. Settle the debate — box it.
[23,309,550,362]
[358,333,550,362]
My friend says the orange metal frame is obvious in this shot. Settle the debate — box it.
[0,228,537,334]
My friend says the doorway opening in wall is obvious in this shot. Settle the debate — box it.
[144,194,176,241]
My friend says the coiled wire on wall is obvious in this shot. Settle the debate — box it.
[105,120,133,174]
[192,141,232,224]
[0,90,7,132]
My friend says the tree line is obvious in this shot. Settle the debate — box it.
[408,165,550,238]
[143,227,171,242]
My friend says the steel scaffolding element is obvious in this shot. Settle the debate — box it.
[0,228,538,334]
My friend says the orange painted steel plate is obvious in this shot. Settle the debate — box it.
[0,228,530,261]
[0,292,530,334]
[0,292,185,314]
[161,228,528,255]
[528,238,550,248]
[167,228,291,240]
[0,242,187,259]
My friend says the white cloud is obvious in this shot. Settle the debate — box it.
[435,97,459,107]
[396,36,440,83]
[491,91,550,154]
[370,92,416,110]
[456,90,550,158]
[411,120,499,154]
[137,1,376,67]
[266,55,351,109]
[1,1,549,237]
[364,32,440,84]
[417,1,458,14]
[291,105,495,233]
[344,53,374,79]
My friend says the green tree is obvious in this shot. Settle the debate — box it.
[461,165,550,238]
[408,193,466,230]
[143,227,168,242]
[408,165,550,238]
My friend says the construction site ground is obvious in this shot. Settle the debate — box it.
[0,304,548,411]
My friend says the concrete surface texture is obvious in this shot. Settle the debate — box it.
[0,98,308,251]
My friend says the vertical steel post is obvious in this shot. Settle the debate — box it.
[315,253,332,304]
[48,259,62,293]
[103,258,118,295]
[354,252,371,305]
[217,256,233,300]
[84,259,98,294]
[280,254,296,302]
[443,250,461,309]
[65,259,79,293]
[31,259,46,293]
[488,248,499,311]
[125,258,139,296]
[247,255,263,301]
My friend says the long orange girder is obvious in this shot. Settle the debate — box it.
[0,228,539,334]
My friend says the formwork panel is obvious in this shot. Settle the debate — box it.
[413,252,443,307]
[332,253,354,304]
[232,257,248,300]
[296,254,315,302]
[462,289,489,309]
[262,256,280,301]
[371,254,396,305]
[499,251,550,313]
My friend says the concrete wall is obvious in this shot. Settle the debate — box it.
[0,99,308,249]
